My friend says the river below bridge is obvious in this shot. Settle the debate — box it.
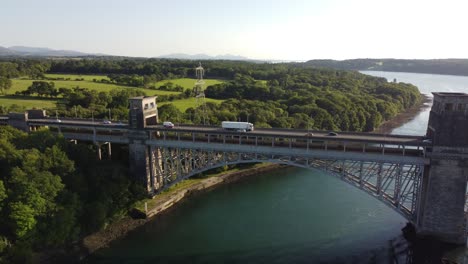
[86,71,468,263]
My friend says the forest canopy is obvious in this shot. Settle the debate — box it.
[0,58,422,132]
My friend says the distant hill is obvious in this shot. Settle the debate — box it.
[157,53,251,61]
[0,46,106,57]
[304,59,468,76]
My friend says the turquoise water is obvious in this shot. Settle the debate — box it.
[88,168,405,263]
[87,71,468,263]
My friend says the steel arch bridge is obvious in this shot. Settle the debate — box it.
[5,91,468,244]
[148,143,424,224]
[21,118,429,224]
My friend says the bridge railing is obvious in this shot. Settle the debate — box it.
[152,129,426,158]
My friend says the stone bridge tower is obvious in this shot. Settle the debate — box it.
[418,92,468,244]
[128,96,161,193]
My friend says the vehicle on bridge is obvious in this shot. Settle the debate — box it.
[221,121,254,132]
[163,121,174,128]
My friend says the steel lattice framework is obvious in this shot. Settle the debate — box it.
[18,120,433,224]
[150,146,424,222]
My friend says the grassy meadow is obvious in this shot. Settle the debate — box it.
[159,97,223,112]
[0,96,57,109]
[1,74,224,112]
[155,78,223,90]
[8,79,180,96]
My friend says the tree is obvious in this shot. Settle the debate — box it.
[26,81,56,97]
[0,180,6,210]
[8,202,36,239]
[158,104,182,122]
[0,77,12,95]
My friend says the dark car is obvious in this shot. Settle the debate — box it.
[328,132,338,136]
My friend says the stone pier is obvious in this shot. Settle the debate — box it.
[127,96,160,193]
[417,92,468,244]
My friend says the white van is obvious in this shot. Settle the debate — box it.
[163,121,174,128]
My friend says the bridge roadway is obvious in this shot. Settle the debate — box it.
[27,118,428,145]
[26,118,430,165]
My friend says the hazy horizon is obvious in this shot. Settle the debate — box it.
[2,0,468,61]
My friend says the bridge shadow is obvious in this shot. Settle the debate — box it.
[83,234,462,264]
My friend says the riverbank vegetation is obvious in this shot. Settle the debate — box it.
[304,58,468,76]
[0,126,145,262]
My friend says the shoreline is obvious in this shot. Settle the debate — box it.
[80,164,285,257]
[77,93,432,260]
[372,94,432,134]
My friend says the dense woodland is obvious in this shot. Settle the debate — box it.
[0,126,143,262]
[0,58,421,262]
[304,58,468,76]
[0,58,420,131]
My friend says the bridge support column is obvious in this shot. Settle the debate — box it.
[107,142,112,160]
[129,138,152,193]
[128,129,165,194]
[417,92,468,244]
[95,143,102,160]
[417,158,467,244]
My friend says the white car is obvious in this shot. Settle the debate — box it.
[163,121,174,128]
[102,120,112,124]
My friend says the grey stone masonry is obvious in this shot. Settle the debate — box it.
[128,96,158,129]
[418,92,468,244]
[128,130,152,193]
[427,92,468,146]
[127,96,160,193]
[418,157,468,243]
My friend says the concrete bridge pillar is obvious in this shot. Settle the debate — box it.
[417,92,468,244]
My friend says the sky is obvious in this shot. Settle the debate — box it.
[1,0,468,60]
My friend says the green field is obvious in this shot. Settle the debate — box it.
[8,79,180,96]
[155,78,223,89]
[159,97,223,112]
[3,75,225,111]
[0,96,57,109]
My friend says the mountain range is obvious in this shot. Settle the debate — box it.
[0,46,253,61]
[156,53,251,61]
[0,46,104,57]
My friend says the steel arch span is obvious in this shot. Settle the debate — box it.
[150,146,424,223]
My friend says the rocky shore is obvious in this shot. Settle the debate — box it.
[79,93,432,259]
[373,94,432,134]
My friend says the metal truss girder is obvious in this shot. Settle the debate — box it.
[150,147,424,222]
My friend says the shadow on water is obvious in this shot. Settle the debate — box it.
[396,223,467,264]
[84,232,467,264]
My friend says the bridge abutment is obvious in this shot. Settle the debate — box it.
[417,92,468,244]
[417,157,467,244]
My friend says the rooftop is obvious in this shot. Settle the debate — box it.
[432,92,468,97]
